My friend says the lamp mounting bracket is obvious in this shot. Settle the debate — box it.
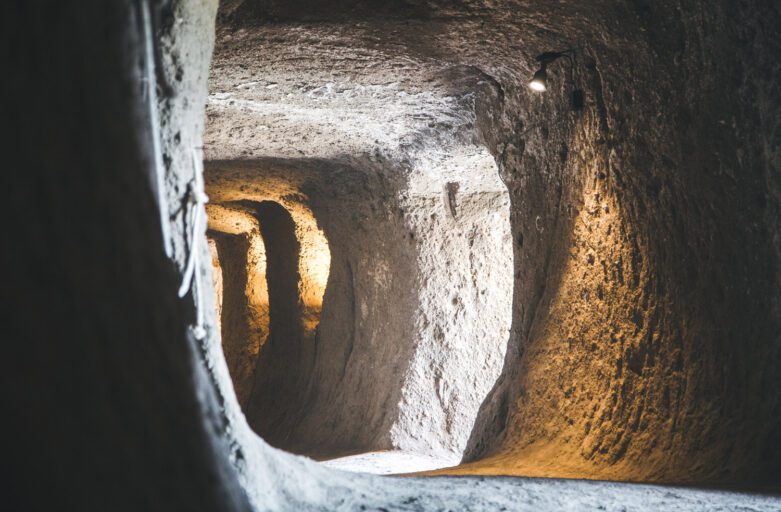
[535,49,575,65]
[528,48,583,111]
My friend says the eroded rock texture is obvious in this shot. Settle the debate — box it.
[3,1,249,510]
[7,0,781,511]
[209,0,781,485]
[204,156,512,461]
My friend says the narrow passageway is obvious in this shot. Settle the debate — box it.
[210,231,255,406]
[9,1,781,511]
[202,1,525,472]
[202,153,513,469]
[199,0,781,487]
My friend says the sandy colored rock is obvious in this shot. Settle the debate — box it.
[7,1,781,511]
[206,0,781,487]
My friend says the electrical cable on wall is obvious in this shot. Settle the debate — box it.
[140,0,207,339]
[178,147,209,339]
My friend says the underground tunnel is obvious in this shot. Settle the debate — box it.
[6,0,781,511]
[202,152,513,469]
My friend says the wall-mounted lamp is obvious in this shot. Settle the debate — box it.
[528,67,548,92]
[528,49,584,110]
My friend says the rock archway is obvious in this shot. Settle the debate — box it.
[203,156,514,465]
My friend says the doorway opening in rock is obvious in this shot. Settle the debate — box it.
[203,3,515,475]
[202,156,513,475]
[207,196,332,446]
[243,200,310,443]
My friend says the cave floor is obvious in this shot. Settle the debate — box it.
[381,476,781,512]
[320,450,458,475]
[330,471,781,511]
[316,452,781,510]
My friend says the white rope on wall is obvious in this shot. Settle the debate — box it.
[139,0,208,339]
[178,148,209,339]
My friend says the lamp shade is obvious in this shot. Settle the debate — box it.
[529,67,547,92]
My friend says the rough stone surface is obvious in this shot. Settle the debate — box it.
[3,1,248,510]
[202,156,513,461]
[206,0,781,488]
[7,1,781,511]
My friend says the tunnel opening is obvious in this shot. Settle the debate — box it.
[201,0,517,475]
[203,155,514,473]
[198,0,781,488]
[206,196,333,448]
[209,230,258,407]
[9,0,781,510]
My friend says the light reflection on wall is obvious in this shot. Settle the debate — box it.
[205,198,331,402]
[206,205,269,406]
[286,200,331,334]
[207,238,224,334]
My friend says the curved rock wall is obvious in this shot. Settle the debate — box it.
[212,0,781,486]
[459,0,781,485]
[10,1,781,511]
[203,158,512,461]
[4,1,250,510]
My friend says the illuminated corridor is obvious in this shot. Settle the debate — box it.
[6,1,781,511]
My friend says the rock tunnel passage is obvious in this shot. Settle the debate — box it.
[203,156,514,469]
[7,1,781,511]
[200,0,781,485]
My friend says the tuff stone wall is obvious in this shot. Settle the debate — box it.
[212,0,781,486]
[202,158,513,461]
[6,1,780,511]
[3,1,249,510]
[459,0,781,485]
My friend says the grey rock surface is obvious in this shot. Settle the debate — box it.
[6,1,781,511]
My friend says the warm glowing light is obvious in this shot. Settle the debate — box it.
[205,205,270,406]
[289,203,331,333]
[529,68,547,92]
[205,200,332,337]
[207,238,224,332]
